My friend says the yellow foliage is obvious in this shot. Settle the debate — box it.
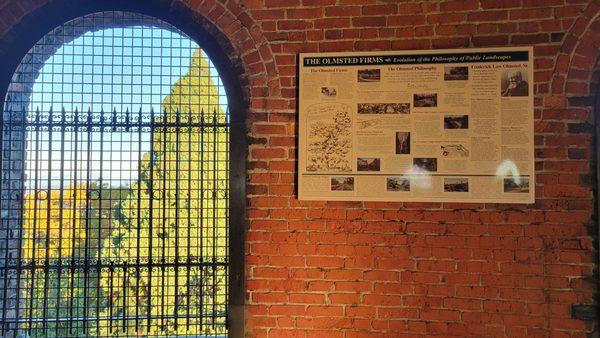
[22,184,88,262]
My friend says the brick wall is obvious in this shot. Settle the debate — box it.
[0,0,599,336]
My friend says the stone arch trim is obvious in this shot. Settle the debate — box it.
[4,12,188,114]
[0,0,282,107]
[551,1,600,96]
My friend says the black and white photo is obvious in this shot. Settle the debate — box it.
[357,157,380,171]
[413,158,437,172]
[444,115,469,129]
[395,132,410,154]
[357,69,380,82]
[387,177,410,192]
[331,176,354,191]
[503,177,529,193]
[501,69,529,97]
[444,66,468,81]
[320,87,337,97]
[413,93,437,107]
[444,177,469,192]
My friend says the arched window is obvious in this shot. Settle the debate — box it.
[0,11,236,337]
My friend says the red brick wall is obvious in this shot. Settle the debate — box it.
[1,0,599,336]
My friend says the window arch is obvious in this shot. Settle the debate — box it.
[0,10,244,337]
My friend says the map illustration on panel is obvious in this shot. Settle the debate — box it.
[306,103,352,172]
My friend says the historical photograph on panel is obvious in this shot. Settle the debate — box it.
[444,177,469,192]
[413,157,437,172]
[357,103,410,114]
[444,115,469,129]
[387,177,410,192]
[320,87,337,97]
[331,176,354,191]
[306,103,352,173]
[413,93,438,107]
[357,69,381,82]
[503,177,530,193]
[395,132,410,154]
[444,66,469,81]
[501,68,529,97]
[440,144,469,158]
[357,157,381,171]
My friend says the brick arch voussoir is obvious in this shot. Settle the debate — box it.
[182,0,282,106]
[551,1,600,96]
[0,1,44,38]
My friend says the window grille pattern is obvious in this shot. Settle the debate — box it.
[0,11,229,337]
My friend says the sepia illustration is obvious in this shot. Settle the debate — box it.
[440,144,469,158]
[306,103,352,172]
[357,118,382,129]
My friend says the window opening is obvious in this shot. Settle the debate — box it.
[0,11,229,337]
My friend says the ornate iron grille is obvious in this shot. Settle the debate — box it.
[0,11,229,337]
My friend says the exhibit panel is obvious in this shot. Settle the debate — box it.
[298,47,534,203]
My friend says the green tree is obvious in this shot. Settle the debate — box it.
[97,49,228,336]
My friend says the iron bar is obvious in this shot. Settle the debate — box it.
[28,108,42,336]
[174,108,181,331]
[212,108,217,330]
[0,261,226,270]
[13,100,28,336]
[160,109,168,331]
[41,107,53,333]
[186,108,192,331]
[7,312,225,323]
[82,108,93,335]
[146,108,155,332]
[68,108,80,335]
[199,112,205,332]
[135,107,142,333]
[55,107,66,331]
